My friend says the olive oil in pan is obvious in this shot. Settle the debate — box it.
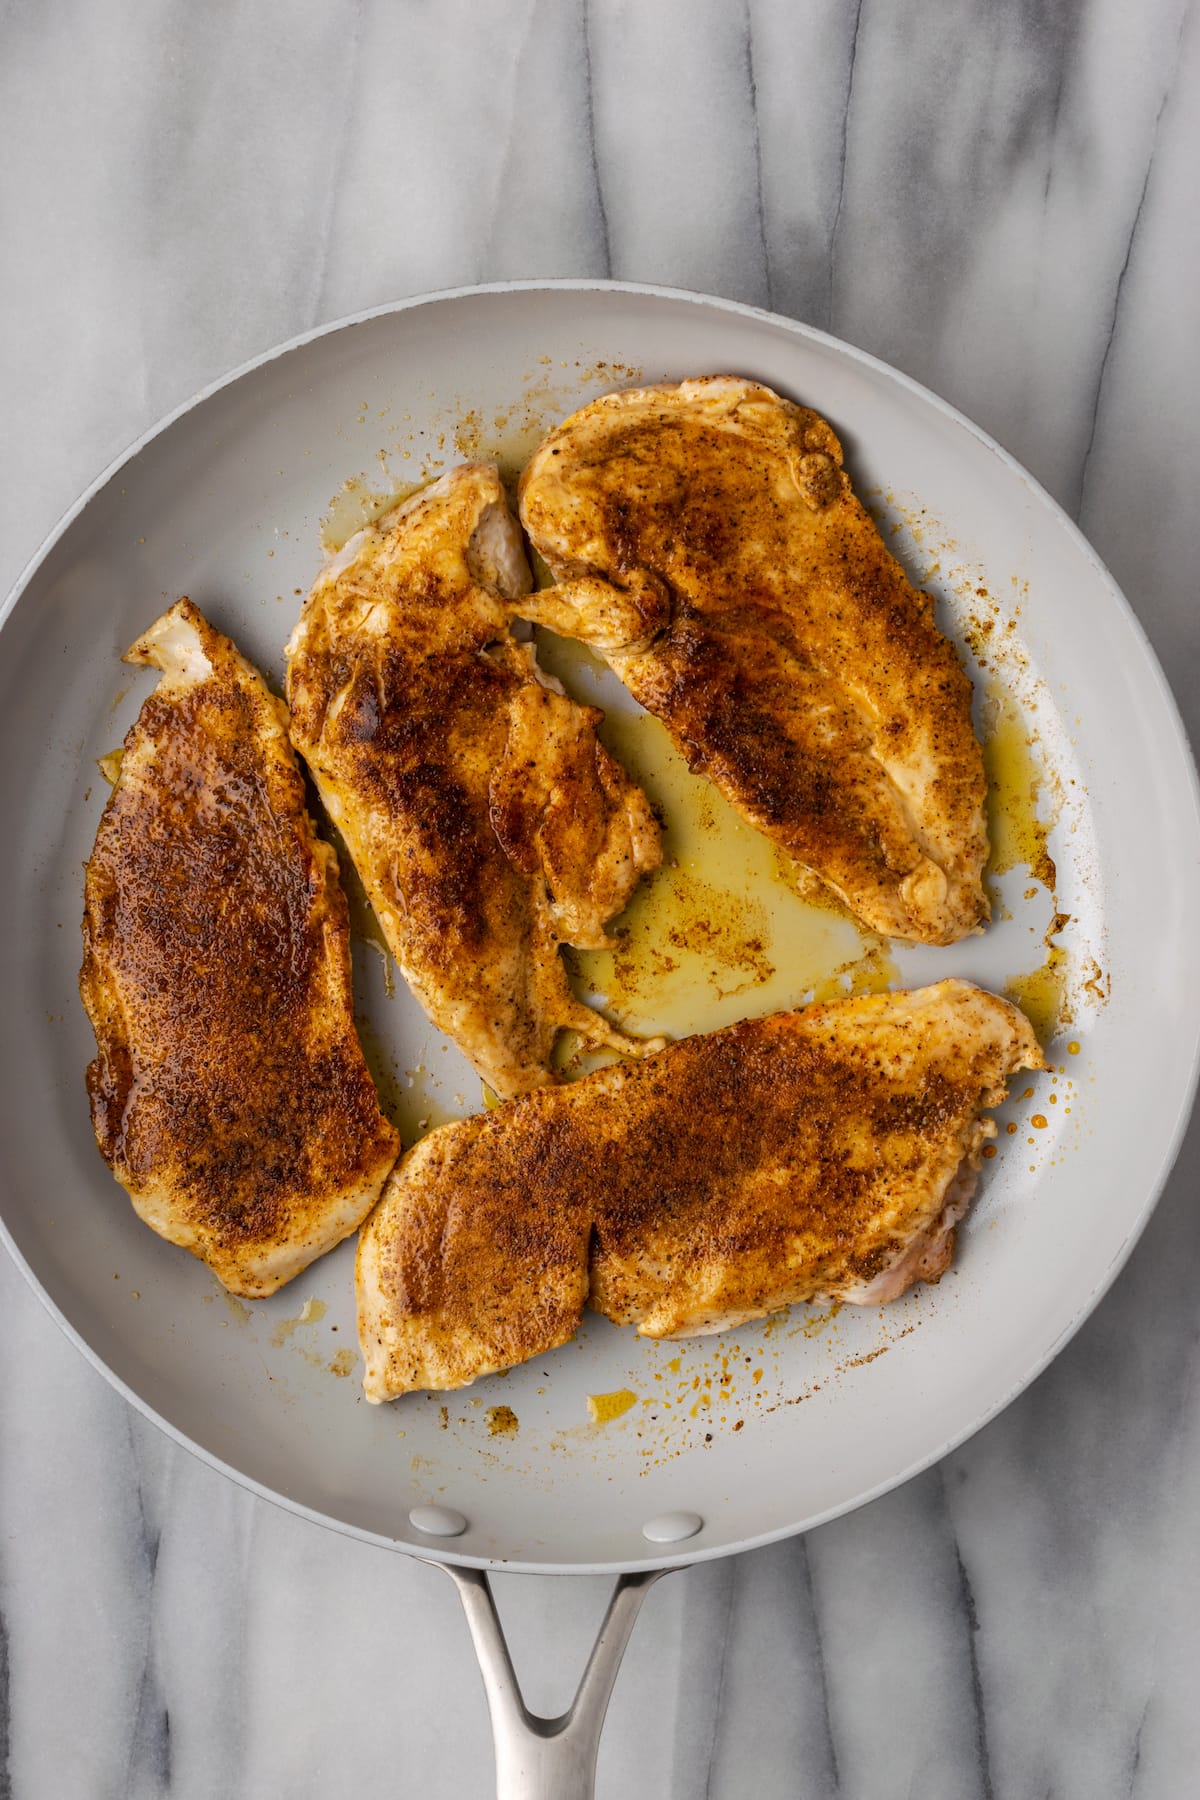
[981,676,1057,891]
[1007,941,1069,1043]
[536,636,896,1045]
[318,477,430,556]
[978,675,1073,1041]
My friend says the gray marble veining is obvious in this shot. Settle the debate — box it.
[3,1,1199,1795]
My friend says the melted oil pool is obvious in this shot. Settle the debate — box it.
[319,477,427,554]
[1006,911,1073,1045]
[977,676,1075,1040]
[1007,945,1068,1043]
[981,677,1056,891]
[536,636,896,1044]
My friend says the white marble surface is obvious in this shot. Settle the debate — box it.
[2,1,1199,1795]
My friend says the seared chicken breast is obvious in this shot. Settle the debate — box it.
[358,980,1041,1399]
[80,601,399,1297]
[285,464,662,1098]
[518,378,989,945]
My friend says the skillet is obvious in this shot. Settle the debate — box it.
[3,282,1198,1796]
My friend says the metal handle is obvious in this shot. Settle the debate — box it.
[437,1563,669,1800]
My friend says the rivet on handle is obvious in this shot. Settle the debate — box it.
[410,1504,468,1537]
[641,1511,703,1544]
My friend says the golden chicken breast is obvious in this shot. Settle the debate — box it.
[285,464,662,1099]
[518,378,989,945]
[357,980,1041,1399]
[80,600,399,1297]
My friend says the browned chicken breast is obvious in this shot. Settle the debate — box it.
[80,601,400,1297]
[358,980,1041,1399]
[518,378,989,945]
[285,464,663,1098]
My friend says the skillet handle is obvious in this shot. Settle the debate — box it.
[437,1563,668,1800]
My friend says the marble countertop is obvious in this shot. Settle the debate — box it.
[3,2,1199,1795]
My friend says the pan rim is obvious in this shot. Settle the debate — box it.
[4,277,1199,1575]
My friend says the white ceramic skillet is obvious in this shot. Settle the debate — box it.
[3,283,1199,1797]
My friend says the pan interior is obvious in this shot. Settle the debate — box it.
[3,284,1198,1572]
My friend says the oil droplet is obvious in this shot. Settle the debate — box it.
[1068,1041,1081,1055]
[587,1388,638,1424]
[486,1405,519,1437]
[982,1144,997,1159]
[328,1349,356,1378]
[1031,1114,1048,1129]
